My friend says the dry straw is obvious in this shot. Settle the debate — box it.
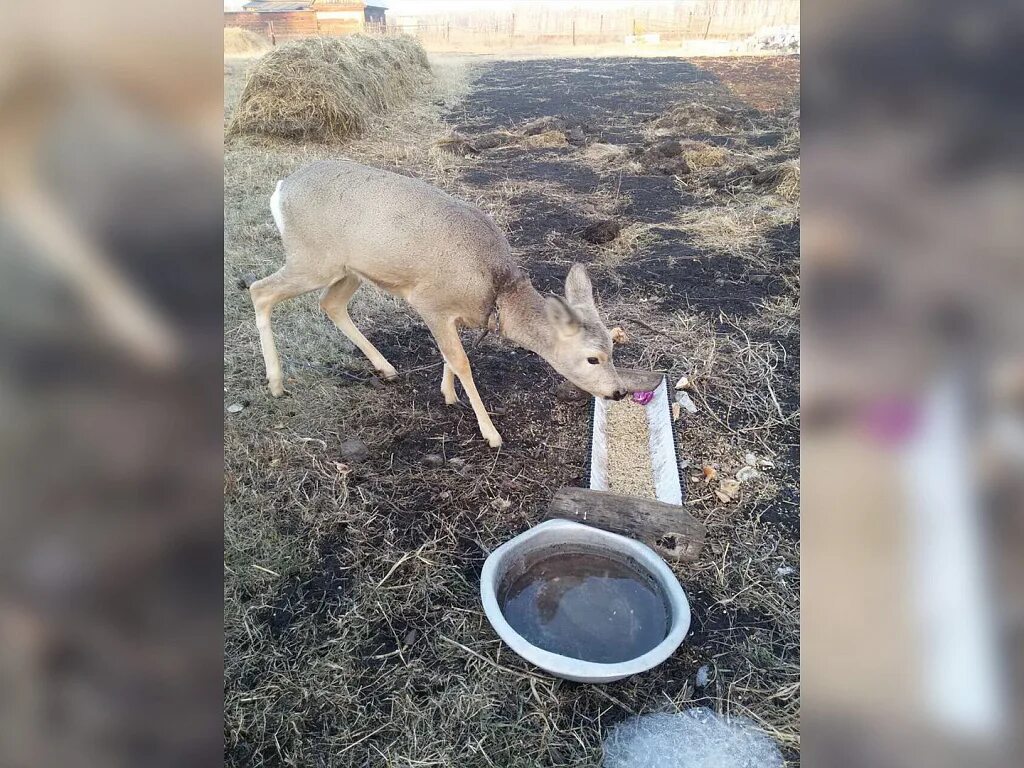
[763,159,800,201]
[604,400,657,499]
[228,35,432,141]
[682,141,730,170]
[224,27,271,56]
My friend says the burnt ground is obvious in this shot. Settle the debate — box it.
[225,54,799,766]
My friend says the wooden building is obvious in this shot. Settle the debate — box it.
[224,1,387,41]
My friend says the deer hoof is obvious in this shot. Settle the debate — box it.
[443,391,460,405]
[379,365,399,382]
[269,381,286,397]
[485,432,503,449]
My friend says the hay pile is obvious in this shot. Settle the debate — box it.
[681,141,730,169]
[653,103,752,135]
[224,27,271,56]
[228,35,431,141]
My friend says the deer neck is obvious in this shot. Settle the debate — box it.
[495,278,556,358]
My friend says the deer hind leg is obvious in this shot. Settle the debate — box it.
[319,275,398,381]
[249,268,322,396]
[441,360,459,405]
[424,315,501,448]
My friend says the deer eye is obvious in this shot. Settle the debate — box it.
[587,357,600,365]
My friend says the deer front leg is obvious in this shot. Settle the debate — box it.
[440,359,460,405]
[425,317,501,448]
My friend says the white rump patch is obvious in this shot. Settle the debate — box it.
[269,180,285,235]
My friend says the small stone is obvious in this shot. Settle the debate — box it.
[611,326,629,344]
[745,452,758,466]
[226,402,245,413]
[490,497,512,511]
[581,219,622,244]
[422,453,445,468]
[776,566,795,577]
[675,375,690,391]
[439,490,452,500]
[672,402,681,421]
[714,490,732,503]
[338,437,370,463]
[403,628,419,646]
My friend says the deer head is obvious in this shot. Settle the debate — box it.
[538,264,633,400]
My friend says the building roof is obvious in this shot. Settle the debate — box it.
[241,1,313,11]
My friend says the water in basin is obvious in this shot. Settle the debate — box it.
[497,544,670,664]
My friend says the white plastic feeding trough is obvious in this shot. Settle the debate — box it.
[590,377,683,505]
[480,518,691,683]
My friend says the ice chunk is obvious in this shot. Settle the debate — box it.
[695,664,710,688]
[602,708,784,768]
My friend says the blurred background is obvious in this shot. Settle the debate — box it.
[803,0,1023,765]
[0,1,223,767]
[0,0,1021,765]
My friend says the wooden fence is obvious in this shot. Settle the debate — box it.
[391,0,799,48]
[224,11,361,42]
[225,0,798,49]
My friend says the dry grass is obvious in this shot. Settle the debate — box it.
[597,301,800,746]
[228,35,432,141]
[224,27,270,57]
[763,159,800,202]
[593,222,659,267]
[579,142,642,174]
[677,198,798,265]
[523,129,569,148]
[682,141,731,170]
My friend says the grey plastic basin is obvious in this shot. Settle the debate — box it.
[480,518,691,683]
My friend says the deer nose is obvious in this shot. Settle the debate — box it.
[611,389,627,401]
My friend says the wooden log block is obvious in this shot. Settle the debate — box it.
[616,368,666,393]
[545,487,705,562]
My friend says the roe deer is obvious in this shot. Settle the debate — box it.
[251,160,642,448]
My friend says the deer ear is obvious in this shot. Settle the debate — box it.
[545,296,582,337]
[565,263,595,308]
